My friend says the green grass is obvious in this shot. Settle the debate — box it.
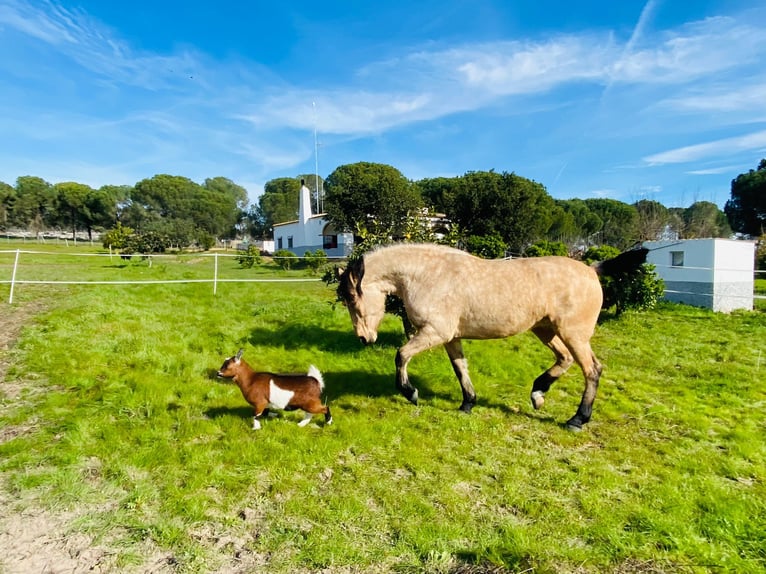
[1,245,765,573]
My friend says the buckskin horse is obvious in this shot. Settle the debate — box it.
[337,243,648,430]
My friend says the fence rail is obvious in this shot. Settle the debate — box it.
[1,248,764,307]
[0,249,335,304]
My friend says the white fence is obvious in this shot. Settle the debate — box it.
[0,249,344,305]
[1,248,764,308]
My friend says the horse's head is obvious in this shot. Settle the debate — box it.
[337,257,386,345]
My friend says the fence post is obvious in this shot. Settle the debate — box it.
[9,249,20,304]
[213,253,218,296]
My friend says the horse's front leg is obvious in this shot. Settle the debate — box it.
[444,339,476,413]
[395,326,444,406]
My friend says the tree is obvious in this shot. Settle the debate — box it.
[682,201,731,238]
[0,181,15,230]
[583,198,639,249]
[53,182,94,240]
[444,171,555,254]
[259,177,301,228]
[324,162,422,238]
[12,176,55,232]
[549,199,603,246]
[725,159,766,236]
[633,199,671,241]
[415,176,458,214]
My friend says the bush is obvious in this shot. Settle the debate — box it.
[756,235,766,271]
[524,240,568,257]
[273,249,297,270]
[121,231,170,255]
[584,246,664,315]
[196,231,216,251]
[102,223,134,250]
[464,233,507,259]
[236,245,262,269]
[303,249,328,274]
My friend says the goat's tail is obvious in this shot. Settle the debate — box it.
[593,247,648,278]
[308,365,324,390]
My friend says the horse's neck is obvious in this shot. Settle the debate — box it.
[367,251,419,295]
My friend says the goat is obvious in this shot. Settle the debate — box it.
[216,349,332,430]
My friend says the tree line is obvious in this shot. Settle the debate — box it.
[1,159,764,257]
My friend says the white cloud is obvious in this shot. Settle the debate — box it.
[643,130,766,165]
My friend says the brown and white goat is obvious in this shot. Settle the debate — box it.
[216,349,332,430]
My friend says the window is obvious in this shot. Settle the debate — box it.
[670,251,684,267]
[288,236,293,249]
[323,234,338,249]
[277,237,283,250]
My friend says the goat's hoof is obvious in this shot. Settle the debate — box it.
[531,391,545,410]
[459,402,474,414]
[408,389,419,406]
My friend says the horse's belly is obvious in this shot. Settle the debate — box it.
[457,311,535,339]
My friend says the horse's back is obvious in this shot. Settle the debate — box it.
[375,245,603,339]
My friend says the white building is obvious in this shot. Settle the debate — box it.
[272,180,354,258]
[643,238,756,312]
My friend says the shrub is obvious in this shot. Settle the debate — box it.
[584,246,664,315]
[196,231,216,251]
[236,245,262,269]
[121,231,170,255]
[524,240,568,257]
[273,249,297,270]
[303,249,328,274]
[756,235,766,271]
[464,233,507,259]
[102,223,134,250]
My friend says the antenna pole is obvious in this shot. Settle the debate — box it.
[313,101,320,214]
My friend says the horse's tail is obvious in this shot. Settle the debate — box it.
[308,365,324,390]
[593,247,649,278]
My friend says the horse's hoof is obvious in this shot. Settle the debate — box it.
[408,388,419,405]
[565,419,583,432]
[459,402,474,414]
[531,391,545,410]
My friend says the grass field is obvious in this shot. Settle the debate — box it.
[1,243,765,573]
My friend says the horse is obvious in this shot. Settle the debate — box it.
[336,243,648,430]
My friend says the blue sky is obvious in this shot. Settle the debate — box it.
[1,0,765,208]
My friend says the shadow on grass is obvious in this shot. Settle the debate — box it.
[246,323,405,354]
[204,367,563,428]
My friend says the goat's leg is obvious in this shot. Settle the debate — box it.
[302,399,333,426]
[252,403,269,431]
[444,339,476,413]
[297,412,313,427]
[530,327,574,410]
[395,326,445,405]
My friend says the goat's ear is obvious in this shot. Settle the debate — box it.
[235,348,244,362]
[335,266,346,280]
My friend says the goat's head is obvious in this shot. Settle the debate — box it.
[217,348,244,378]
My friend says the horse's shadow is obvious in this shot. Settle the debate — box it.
[245,322,403,354]
[209,323,562,426]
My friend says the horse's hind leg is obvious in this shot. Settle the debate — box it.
[444,339,476,413]
[530,327,574,410]
[564,339,602,431]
